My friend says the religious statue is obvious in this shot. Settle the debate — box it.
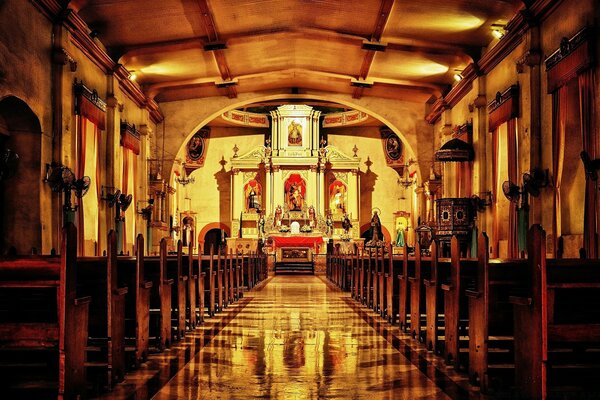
[257,212,265,237]
[274,205,283,227]
[288,183,303,211]
[395,224,405,247]
[371,211,382,241]
[288,120,302,146]
[308,205,316,228]
[366,210,384,247]
[325,210,333,236]
[342,213,352,234]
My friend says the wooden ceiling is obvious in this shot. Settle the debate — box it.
[73,0,523,105]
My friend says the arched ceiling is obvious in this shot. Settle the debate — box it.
[71,0,523,105]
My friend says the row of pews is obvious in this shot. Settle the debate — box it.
[0,223,267,399]
[327,225,600,399]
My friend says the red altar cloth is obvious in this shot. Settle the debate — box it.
[270,235,324,249]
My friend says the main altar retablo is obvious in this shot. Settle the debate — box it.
[226,104,362,264]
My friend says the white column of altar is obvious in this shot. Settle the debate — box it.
[308,165,318,209]
[265,166,273,214]
[317,166,325,216]
[348,169,359,221]
[273,167,284,207]
[231,169,242,235]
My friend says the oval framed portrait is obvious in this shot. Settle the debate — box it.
[385,135,402,160]
[187,133,205,161]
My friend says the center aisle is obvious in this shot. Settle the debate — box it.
[152,275,459,399]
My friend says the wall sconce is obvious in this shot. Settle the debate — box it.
[129,71,137,81]
[491,24,506,39]
[453,70,464,82]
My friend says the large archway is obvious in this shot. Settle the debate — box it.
[0,96,43,254]
[164,92,429,185]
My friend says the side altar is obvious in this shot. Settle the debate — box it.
[227,105,363,270]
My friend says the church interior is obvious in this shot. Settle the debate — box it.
[0,0,599,399]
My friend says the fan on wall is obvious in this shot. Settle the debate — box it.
[118,193,133,211]
[522,168,549,198]
[45,164,91,218]
[105,189,121,208]
[581,151,600,181]
[502,180,522,205]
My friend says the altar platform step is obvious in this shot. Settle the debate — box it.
[274,262,314,274]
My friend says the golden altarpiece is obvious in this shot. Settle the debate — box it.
[227,105,361,258]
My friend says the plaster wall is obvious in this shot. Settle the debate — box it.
[0,0,53,253]
[173,126,265,243]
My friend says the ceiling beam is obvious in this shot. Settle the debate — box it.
[193,0,237,98]
[145,68,443,99]
[116,26,475,68]
[353,0,395,99]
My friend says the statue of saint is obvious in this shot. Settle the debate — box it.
[326,210,334,236]
[257,212,265,237]
[308,205,316,228]
[342,213,352,234]
[274,205,283,227]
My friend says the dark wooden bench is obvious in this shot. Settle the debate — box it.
[466,232,527,392]
[117,234,152,368]
[166,241,187,341]
[424,240,449,353]
[511,224,600,399]
[184,242,197,330]
[144,238,173,351]
[397,243,412,331]
[77,230,128,391]
[0,223,90,399]
[440,237,477,370]
[409,241,430,342]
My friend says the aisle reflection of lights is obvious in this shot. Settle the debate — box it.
[152,276,453,399]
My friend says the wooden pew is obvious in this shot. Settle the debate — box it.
[510,225,600,399]
[397,243,411,331]
[167,241,187,341]
[385,245,396,323]
[117,234,152,368]
[185,242,197,330]
[466,232,527,392]
[440,236,477,370]
[377,248,386,317]
[409,241,429,342]
[216,249,224,312]
[0,223,90,399]
[145,238,173,351]
[205,248,216,317]
[78,230,128,390]
[423,240,449,353]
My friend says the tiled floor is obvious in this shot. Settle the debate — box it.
[98,275,476,400]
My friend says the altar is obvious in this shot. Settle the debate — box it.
[229,104,361,272]
[270,235,324,250]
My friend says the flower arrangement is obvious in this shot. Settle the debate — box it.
[278,225,290,233]
[300,224,312,233]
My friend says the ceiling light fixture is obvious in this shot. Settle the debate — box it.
[491,24,506,39]
[129,71,137,81]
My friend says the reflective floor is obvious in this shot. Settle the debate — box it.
[99,275,476,400]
